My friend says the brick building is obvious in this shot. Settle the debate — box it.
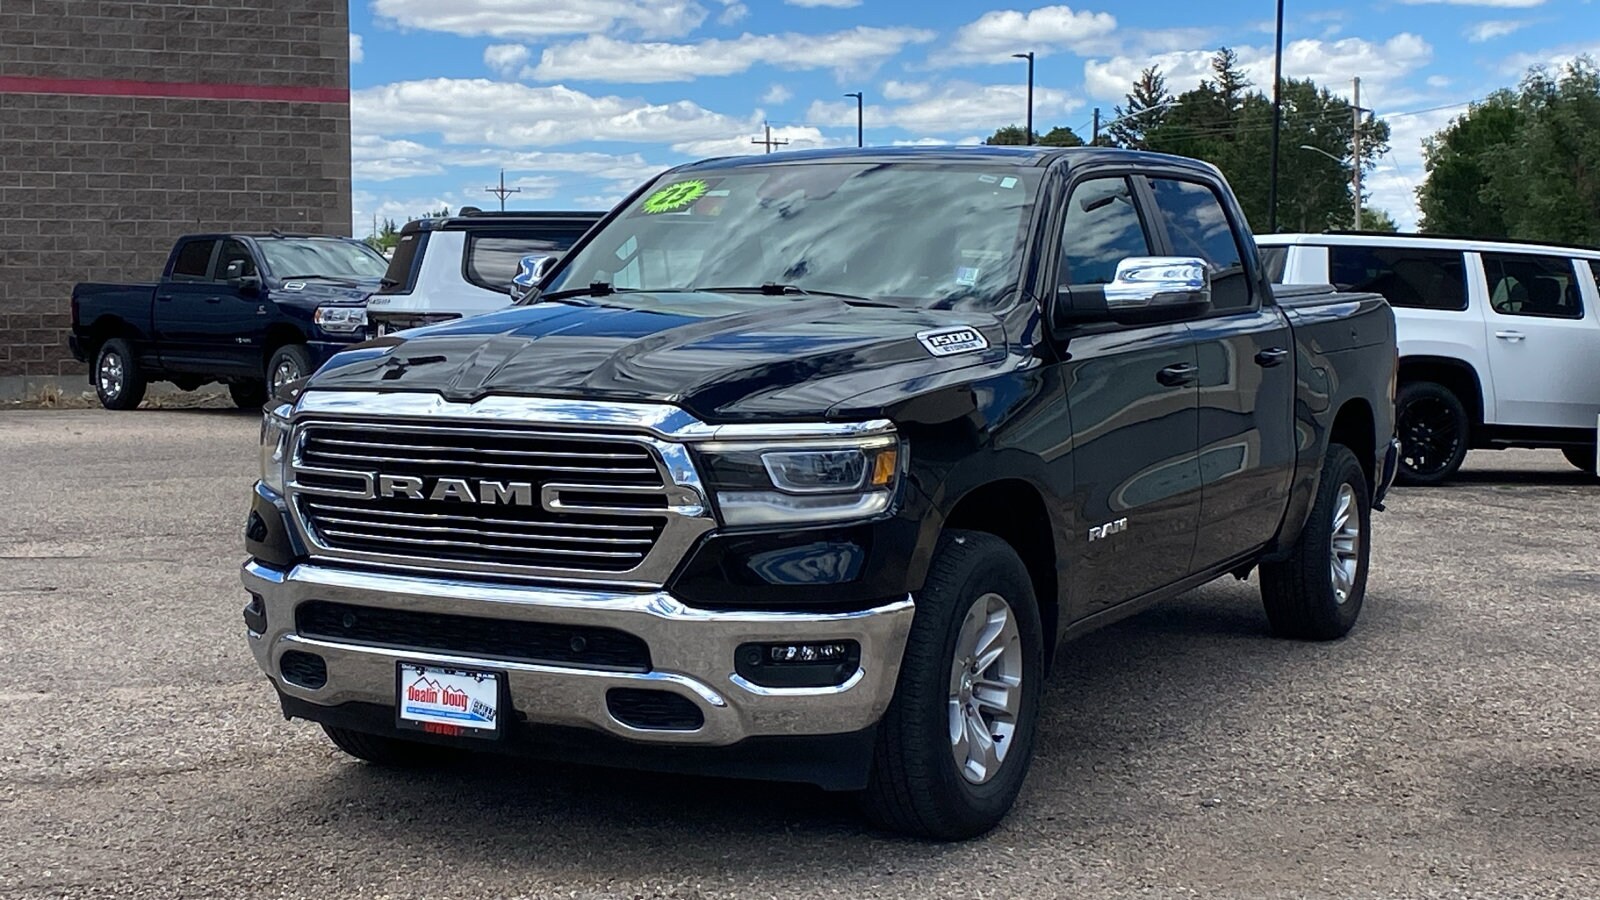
[0,0,352,395]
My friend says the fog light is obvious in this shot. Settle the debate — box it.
[736,640,860,689]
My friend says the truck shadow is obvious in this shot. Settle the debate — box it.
[287,580,1382,875]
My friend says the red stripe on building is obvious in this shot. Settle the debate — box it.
[0,75,347,104]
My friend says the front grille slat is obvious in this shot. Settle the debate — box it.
[292,422,673,575]
[297,600,652,671]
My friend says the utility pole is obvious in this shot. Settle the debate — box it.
[1012,52,1034,144]
[484,168,520,211]
[1267,0,1285,232]
[752,121,789,154]
[844,92,863,147]
[1351,76,1363,230]
[1092,108,1101,145]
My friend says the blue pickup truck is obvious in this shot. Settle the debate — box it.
[69,233,389,409]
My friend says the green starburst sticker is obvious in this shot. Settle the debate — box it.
[642,179,709,214]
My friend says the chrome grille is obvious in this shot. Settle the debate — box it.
[290,422,681,579]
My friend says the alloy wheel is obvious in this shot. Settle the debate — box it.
[948,592,1023,785]
[98,350,125,400]
[1328,483,1362,604]
[1398,395,1462,479]
[271,357,301,391]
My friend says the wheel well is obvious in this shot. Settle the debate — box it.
[83,316,139,358]
[1328,399,1376,488]
[1399,356,1483,429]
[944,479,1059,671]
[262,325,308,362]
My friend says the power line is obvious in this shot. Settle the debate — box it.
[484,168,520,211]
[752,121,790,153]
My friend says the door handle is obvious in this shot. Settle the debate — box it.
[205,297,222,304]
[156,294,173,302]
[1495,331,1526,342]
[1255,347,1289,367]
[1156,363,1198,387]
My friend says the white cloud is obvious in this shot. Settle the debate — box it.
[762,84,794,104]
[1466,19,1532,42]
[808,81,1083,133]
[1426,75,1453,88]
[786,0,862,6]
[891,136,985,146]
[483,44,530,78]
[671,125,842,157]
[882,80,930,101]
[1363,106,1463,231]
[945,6,1120,64]
[718,2,749,24]
[349,33,364,64]
[525,27,935,83]
[352,79,751,148]
[1083,34,1433,109]
[1500,41,1600,74]
[370,0,710,40]
[1398,0,1543,6]
[352,135,445,181]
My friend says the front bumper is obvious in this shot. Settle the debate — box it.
[242,560,915,752]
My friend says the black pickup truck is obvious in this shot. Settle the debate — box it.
[69,233,388,409]
[241,147,1400,839]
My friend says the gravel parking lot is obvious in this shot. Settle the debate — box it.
[2,408,1596,899]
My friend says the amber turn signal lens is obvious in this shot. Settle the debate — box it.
[870,446,898,486]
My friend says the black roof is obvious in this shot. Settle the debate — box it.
[400,210,606,234]
[177,233,365,242]
[676,144,1220,176]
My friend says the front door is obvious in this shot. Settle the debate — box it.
[1054,175,1202,609]
[1479,251,1600,429]
[209,238,271,373]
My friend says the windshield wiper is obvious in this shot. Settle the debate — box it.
[693,283,898,307]
[277,274,364,286]
[534,281,643,307]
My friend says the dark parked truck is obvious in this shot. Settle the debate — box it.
[242,148,1400,839]
[69,233,389,409]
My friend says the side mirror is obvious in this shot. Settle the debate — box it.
[1053,256,1211,331]
[509,254,556,303]
[222,259,261,294]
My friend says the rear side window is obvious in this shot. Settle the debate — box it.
[171,240,215,280]
[1148,178,1252,311]
[377,232,425,294]
[1058,177,1151,286]
[1329,246,1467,311]
[464,231,590,291]
[1482,253,1584,319]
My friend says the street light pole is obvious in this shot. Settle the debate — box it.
[844,91,863,147]
[1267,0,1285,232]
[1012,52,1035,144]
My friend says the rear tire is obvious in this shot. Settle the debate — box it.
[321,725,451,767]
[861,530,1044,840]
[1395,381,1469,485]
[229,379,268,409]
[1561,445,1596,476]
[1260,444,1371,641]
[94,338,147,410]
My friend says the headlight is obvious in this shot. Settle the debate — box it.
[696,432,902,527]
[314,306,367,333]
[259,404,292,495]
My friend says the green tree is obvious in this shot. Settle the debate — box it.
[1416,92,1521,237]
[1109,66,1172,149]
[1360,208,1399,232]
[363,217,401,253]
[984,124,1084,146]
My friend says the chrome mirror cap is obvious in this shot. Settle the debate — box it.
[509,254,556,302]
[1104,256,1211,311]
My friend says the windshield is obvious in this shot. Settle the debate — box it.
[545,162,1043,309]
[258,238,388,280]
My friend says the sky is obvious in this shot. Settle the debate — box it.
[347,0,1600,234]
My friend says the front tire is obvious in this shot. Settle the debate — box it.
[1396,381,1469,485]
[229,379,268,409]
[94,338,147,410]
[267,344,314,393]
[1260,444,1371,641]
[862,530,1044,840]
[321,725,451,767]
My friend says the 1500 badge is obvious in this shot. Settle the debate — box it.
[917,327,989,357]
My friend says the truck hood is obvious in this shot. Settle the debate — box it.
[307,291,1009,421]
[275,276,382,306]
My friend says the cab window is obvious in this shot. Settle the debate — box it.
[1148,178,1252,312]
[170,240,216,281]
[1058,177,1152,287]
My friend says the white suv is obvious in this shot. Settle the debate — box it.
[1260,233,1600,483]
[366,211,602,336]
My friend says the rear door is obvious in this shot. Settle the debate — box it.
[1146,177,1296,567]
[1054,174,1202,607]
[1479,251,1600,429]
[154,238,219,369]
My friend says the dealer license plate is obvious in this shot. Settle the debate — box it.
[396,663,501,737]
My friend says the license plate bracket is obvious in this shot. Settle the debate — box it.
[395,662,502,739]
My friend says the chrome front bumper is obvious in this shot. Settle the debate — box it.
[242,561,915,747]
